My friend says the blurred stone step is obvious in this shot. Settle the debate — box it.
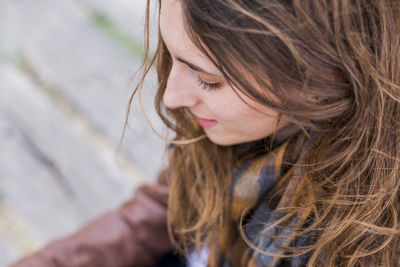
[0,0,166,180]
[75,0,157,43]
[0,60,137,265]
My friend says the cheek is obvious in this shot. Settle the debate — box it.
[208,93,248,121]
[232,103,281,134]
[212,103,244,123]
[207,90,280,128]
[235,100,278,122]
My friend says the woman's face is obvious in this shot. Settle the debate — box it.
[160,0,288,146]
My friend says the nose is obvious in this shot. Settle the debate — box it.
[163,64,199,109]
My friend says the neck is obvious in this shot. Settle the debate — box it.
[273,123,301,144]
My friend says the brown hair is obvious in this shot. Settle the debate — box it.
[130,0,400,265]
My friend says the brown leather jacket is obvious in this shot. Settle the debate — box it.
[10,168,172,267]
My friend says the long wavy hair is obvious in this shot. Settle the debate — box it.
[129,0,400,265]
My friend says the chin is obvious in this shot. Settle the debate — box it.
[206,131,273,146]
[206,134,242,146]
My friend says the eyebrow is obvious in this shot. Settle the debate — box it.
[176,56,223,77]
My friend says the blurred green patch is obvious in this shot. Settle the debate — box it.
[0,40,25,66]
[91,11,150,61]
[4,47,83,119]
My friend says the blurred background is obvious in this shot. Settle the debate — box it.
[0,0,165,265]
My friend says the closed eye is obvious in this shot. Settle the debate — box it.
[197,77,220,92]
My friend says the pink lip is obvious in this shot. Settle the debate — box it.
[195,116,217,128]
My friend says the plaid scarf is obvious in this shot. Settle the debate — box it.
[206,135,309,267]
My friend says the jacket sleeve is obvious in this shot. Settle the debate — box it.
[10,168,172,267]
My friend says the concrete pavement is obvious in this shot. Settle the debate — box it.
[0,0,165,264]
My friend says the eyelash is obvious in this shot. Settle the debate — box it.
[196,77,220,92]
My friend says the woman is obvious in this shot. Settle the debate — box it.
[12,0,400,266]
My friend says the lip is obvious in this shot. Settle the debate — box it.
[195,116,218,128]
